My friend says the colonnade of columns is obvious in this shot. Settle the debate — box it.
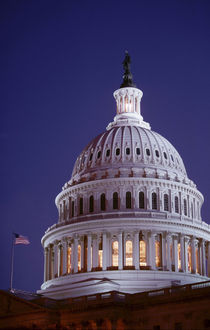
[44,231,210,282]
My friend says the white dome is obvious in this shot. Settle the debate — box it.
[71,125,187,186]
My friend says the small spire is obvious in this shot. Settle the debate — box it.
[120,51,136,88]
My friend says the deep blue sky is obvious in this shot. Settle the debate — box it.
[1,0,210,292]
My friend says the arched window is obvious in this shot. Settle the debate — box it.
[71,200,74,217]
[100,193,106,211]
[152,192,157,210]
[126,147,130,155]
[126,191,131,209]
[164,194,169,211]
[79,197,83,215]
[67,246,71,274]
[89,195,94,213]
[184,199,187,216]
[98,241,103,268]
[78,245,81,271]
[155,240,161,267]
[175,196,179,213]
[125,240,133,266]
[112,241,118,267]
[113,192,118,209]
[139,192,145,209]
[140,241,147,266]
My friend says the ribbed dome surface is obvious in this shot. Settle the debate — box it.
[71,126,187,182]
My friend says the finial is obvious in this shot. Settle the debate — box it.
[120,51,136,88]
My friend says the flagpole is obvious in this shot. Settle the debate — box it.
[10,233,15,292]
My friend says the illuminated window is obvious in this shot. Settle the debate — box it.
[79,197,83,215]
[112,241,118,267]
[100,193,106,211]
[152,192,157,210]
[89,195,94,212]
[140,241,147,266]
[178,243,181,270]
[136,147,140,155]
[67,246,71,274]
[175,196,179,213]
[139,192,145,209]
[188,245,192,272]
[125,240,133,266]
[155,240,161,267]
[126,191,131,209]
[126,147,130,155]
[71,201,74,217]
[98,241,102,268]
[113,192,118,209]
[78,245,81,271]
[146,148,150,156]
[116,148,120,156]
[184,199,187,216]
[164,194,169,211]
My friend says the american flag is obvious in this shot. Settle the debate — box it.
[14,233,30,245]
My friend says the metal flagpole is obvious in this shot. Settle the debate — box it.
[10,233,15,292]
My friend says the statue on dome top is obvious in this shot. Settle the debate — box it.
[120,51,136,88]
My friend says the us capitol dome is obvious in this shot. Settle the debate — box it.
[38,53,210,299]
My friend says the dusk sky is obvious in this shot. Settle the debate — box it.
[1,0,210,292]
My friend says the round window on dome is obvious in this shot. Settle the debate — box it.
[97,151,101,159]
[136,147,140,155]
[116,148,120,156]
[155,150,159,158]
[126,147,130,155]
[163,152,167,159]
[146,148,150,156]
[106,149,110,157]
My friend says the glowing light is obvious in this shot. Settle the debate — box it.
[112,241,118,266]
[125,240,133,266]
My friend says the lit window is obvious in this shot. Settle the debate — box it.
[79,197,83,215]
[89,195,94,212]
[164,194,169,211]
[146,148,150,156]
[78,245,81,271]
[136,147,140,155]
[155,240,161,267]
[188,245,192,272]
[184,199,187,216]
[116,148,120,156]
[155,150,159,157]
[106,149,110,157]
[140,241,147,266]
[152,192,157,210]
[139,192,144,209]
[113,192,118,209]
[100,193,106,211]
[125,240,133,266]
[178,243,181,270]
[126,147,130,155]
[126,191,131,209]
[163,152,167,159]
[98,241,102,268]
[112,241,118,267]
[175,196,179,213]
[67,246,71,274]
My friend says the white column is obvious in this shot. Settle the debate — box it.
[73,236,78,273]
[207,242,210,277]
[118,232,123,270]
[80,237,84,271]
[87,234,92,272]
[44,247,48,282]
[102,232,107,271]
[173,236,178,272]
[92,235,98,269]
[62,239,67,275]
[134,232,140,270]
[184,238,189,272]
[180,235,185,272]
[166,234,172,271]
[149,233,156,270]
[191,237,196,274]
[201,239,206,276]
[161,234,166,270]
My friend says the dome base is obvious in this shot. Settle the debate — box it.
[37,270,209,300]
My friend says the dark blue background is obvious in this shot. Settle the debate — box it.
[1,0,210,292]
